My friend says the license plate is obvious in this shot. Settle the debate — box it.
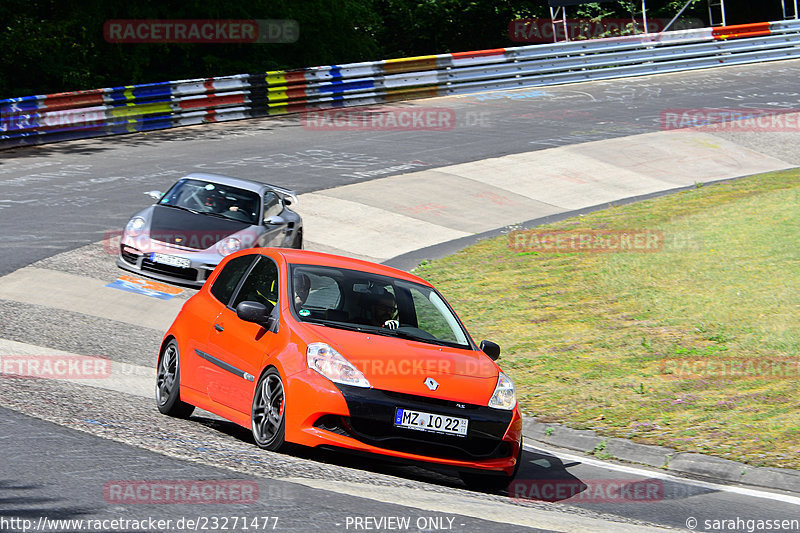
[394,408,468,437]
[150,253,191,268]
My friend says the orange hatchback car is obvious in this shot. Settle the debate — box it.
[156,248,523,488]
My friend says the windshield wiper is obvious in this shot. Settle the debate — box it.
[301,319,370,333]
[367,327,459,348]
[386,329,452,346]
[301,319,463,347]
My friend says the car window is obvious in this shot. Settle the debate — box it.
[305,273,341,308]
[407,285,466,345]
[160,178,260,225]
[290,264,470,348]
[210,255,255,305]
[263,192,283,220]
[232,256,279,313]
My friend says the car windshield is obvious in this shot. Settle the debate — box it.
[289,264,471,349]
[159,178,261,225]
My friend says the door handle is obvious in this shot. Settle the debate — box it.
[214,324,224,332]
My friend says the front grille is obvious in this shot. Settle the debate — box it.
[326,385,515,461]
[141,258,198,281]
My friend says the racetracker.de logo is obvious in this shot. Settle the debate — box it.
[104,480,259,504]
[0,355,111,379]
[510,479,664,503]
[104,19,299,44]
[661,108,800,132]
[301,108,456,131]
[508,229,664,253]
[660,358,800,380]
[509,18,669,43]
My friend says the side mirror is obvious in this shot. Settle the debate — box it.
[264,215,285,226]
[282,197,293,206]
[480,340,501,361]
[236,301,276,329]
[145,190,163,201]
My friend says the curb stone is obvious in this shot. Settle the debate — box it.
[521,417,800,494]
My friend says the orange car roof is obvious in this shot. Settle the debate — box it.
[258,248,433,287]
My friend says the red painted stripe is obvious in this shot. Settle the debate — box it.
[451,48,507,60]
[178,94,246,109]
[284,71,308,84]
[286,87,307,99]
[713,22,771,40]
[41,91,105,111]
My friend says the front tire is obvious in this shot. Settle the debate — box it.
[156,340,195,418]
[251,368,287,451]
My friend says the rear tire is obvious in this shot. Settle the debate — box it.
[291,229,303,249]
[251,368,287,451]
[156,340,195,418]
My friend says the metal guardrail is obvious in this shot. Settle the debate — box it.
[2,20,800,149]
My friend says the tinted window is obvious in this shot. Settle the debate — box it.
[290,264,470,348]
[408,285,463,344]
[160,178,261,225]
[210,255,255,305]
[232,256,279,313]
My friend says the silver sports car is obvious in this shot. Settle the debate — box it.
[117,173,303,286]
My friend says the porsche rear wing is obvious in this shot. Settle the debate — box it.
[267,184,299,207]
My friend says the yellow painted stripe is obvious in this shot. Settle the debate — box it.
[110,102,172,118]
[266,71,287,85]
[383,55,439,74]
[123,86,135,102]
[266,91,288,102]
[385,55,437,64]
[268,106,288,116]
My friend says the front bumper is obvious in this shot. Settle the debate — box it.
[286,373,522,474]
[117,243,219,287]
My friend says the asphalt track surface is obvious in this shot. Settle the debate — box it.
[2,60,800,532]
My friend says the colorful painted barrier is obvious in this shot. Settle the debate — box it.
[2,19,800,149]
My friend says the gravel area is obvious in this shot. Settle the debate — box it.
[0,298,163,366]
[32,240,199,301]
[710,131,800,166]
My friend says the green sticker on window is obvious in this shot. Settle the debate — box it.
[298,309,311,317]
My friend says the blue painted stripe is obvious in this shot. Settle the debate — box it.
[317,79,376,94]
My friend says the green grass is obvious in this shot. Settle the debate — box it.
[413,170,800,468]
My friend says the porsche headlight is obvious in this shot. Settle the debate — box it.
[488,372,516,410]
[306,343,370,388]
[125,216,146,237]
[216,237,241,256]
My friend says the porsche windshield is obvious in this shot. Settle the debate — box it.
[289,264,471,349]
[159,179,261,225]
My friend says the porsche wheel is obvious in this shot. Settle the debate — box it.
[251,368,287,451]
[156,340,195,418]
[291,229,303,249]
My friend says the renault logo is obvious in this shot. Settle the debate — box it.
[424,377,439,391]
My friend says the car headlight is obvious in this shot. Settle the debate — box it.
[488,372,516,410]
[216,237,241,256]
[125,217,146,237]
[306,343,370,388]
